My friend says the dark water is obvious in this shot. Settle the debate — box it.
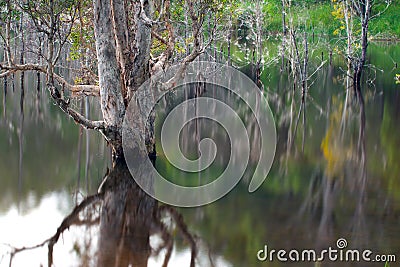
[0,43,399,267]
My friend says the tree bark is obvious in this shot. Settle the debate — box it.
[126,0,152,95]
[93,1,156,266]
[93,0,125,132]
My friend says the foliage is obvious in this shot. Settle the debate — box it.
[369,1,400,37]
[68,0,95,61]
[240,0,399,38]
[308,2,340,34]
[0,1,21,22]
[21,0,77,28]
[331,0,346,36]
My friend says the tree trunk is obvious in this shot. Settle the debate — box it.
[93,0,156,266]
[280,0,286,72]
[96,157,156,267]
[93,0,125,133]
[127,1,152,94]
[354,0,370,103]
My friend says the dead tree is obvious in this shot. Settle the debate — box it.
[334,0,391,165]
[282,1,326,155]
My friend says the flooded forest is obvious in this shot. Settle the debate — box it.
[0,0,400,267]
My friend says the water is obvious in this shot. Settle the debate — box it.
[0,43,399,266]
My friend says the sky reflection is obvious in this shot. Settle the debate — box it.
[0,192,231,267]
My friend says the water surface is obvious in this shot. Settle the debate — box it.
[0,43,399,266]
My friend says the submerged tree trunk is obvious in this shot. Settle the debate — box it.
[97,157,156,267]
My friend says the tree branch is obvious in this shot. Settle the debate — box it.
[0,63,100,96]
[151,30,168,45]
[159,205,197,267]
[0,70,12,78]
[48,85,104,130]
[7,193,103,267]
[370,0,392,20]
[47,193,103,267]
[161,0,213,89]
[1,62,103,131]
[150,0,176,74]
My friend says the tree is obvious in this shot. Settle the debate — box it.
[1,0,220,266]
[332,0,391,104]
[332,0,391,167]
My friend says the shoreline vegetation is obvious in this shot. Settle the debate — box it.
[242,1,400,41]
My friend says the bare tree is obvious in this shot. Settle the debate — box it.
[334,0,391,109]
[282,1,326,154]
[332,0,391,178]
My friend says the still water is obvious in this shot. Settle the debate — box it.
[0,43,399,266]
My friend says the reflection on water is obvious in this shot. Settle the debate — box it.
[0,43,400,266]
[0,72,110,210]
[0,192,230,267]
[0,192,96,267]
